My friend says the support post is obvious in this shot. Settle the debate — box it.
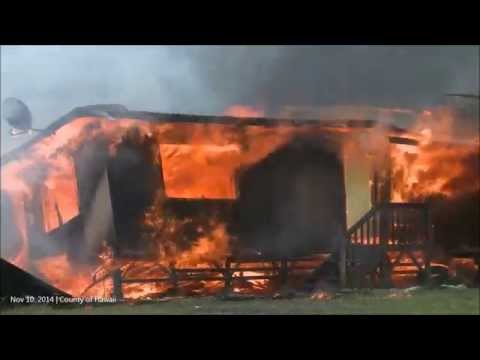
[339,234,347,289]
[378,206,393,287]
[169,262,178,294]
[424,206,432,285]
[279,259,288,289]
[371,169,379,206]
[223,257,232,295]
[366,217,371,245]
[474,256,480,286]
[112,268,124,301]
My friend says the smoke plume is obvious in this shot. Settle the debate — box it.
[1,46,478,154]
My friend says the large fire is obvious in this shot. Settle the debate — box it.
[389,107,479,285]
[391,107,479,202]
[0,106,303,298]
[2,105,478,299]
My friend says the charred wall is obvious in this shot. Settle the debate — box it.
[428,191,480,251]
[67,126,350,261]
[72,128,163,260]
[106,129,163,258]
[74,138,111,215]
[231,137,347,258]
[72,138,111,263]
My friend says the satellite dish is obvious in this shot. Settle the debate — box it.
[1,98,37,136]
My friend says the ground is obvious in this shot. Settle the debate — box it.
[2,288,479,315]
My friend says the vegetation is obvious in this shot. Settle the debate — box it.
[2,288,479,315]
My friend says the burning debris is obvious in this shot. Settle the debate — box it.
[391,106,479,204]
[310,291,335,301]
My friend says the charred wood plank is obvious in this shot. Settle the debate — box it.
[122,274,279,284]
[388,136,419,146]
[122,277,172,283]
[172,265,318,273]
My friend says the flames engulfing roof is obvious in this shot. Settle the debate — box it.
[1,104,412,166]
[1,104,478,298]
[0,104,424,298]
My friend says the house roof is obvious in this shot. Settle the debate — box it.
[1,104,414,166]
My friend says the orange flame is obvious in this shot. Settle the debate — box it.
[223,105,264,118]
[391,107,480,202]
[35,253,112,297]
[0,108,296,299]
[5,104,475,299]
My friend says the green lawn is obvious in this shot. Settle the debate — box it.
[2,288,479,315]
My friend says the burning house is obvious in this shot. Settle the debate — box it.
[1,104,479,301]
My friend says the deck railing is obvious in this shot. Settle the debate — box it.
[346,202,432,286]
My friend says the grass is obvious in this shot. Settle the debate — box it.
[2,288,479,315]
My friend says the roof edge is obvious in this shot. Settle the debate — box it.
[1,104,409,166]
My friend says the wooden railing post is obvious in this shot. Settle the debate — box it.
[339,232,348,288]
[424,206,432,284]
[379,205,391,286]
[112,268,124,301]
[169,262,178,294]
[279,259,288,289]
[223,257,232,295]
